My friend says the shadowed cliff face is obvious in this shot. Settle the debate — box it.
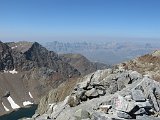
[59,53,109,76]
[0,41,14,71]
[0,41,80,115]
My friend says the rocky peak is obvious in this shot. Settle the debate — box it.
[0,42,14,71]
[24,42,58,68]
[59,53,109,76]
[0,41,81,116]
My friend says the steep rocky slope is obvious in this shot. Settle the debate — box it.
[117,50,160,81]
[24,50,160,120]
[29,68,160,120]
[0,41,80,116]
[59,53,109,76]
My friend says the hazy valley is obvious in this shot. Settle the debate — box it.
[43,40,160,65]
[0,41,160,120]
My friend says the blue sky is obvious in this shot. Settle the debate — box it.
[0,0,160,42]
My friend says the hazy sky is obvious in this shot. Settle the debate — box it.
[0,0,160,42]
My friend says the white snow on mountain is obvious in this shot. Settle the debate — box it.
[7,96,20,109]
[2,102,10,111]
[29,92,33,98]
[23,101,33,106]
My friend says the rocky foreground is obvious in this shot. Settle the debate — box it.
[25,68,160,120]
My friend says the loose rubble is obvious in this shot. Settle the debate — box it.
[26,69,160,120]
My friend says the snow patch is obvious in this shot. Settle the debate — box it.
[4,70,9,73]
[11,46,17,49]
[9,69,18,74]
[4,69,18,74]
[7,96,20,109]
[23,101,33,106]
[2,102,10,111]
[29,92,33,98]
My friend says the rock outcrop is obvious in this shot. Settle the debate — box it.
[0,41,110,116]
[30,68,160,120]
[60,53,109,76]
[117,50,160,81]
[0,41,80,116]
[0,41,14,71]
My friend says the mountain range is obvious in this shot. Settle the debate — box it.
[27,49,160,120]
[0,41,160,120]
[42,41,160,65]
[0,41,108,117]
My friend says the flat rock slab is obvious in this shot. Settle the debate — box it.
[132,90,146,102]
[113,95,136,113]
[117,111,132,119]
[85,88,99,98]
[74,109,90,120]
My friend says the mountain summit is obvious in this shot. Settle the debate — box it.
[0,41,81,115]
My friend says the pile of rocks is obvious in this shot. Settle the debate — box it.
[93,76,160,120]
[67,69,142,107]
[28,69,160,120]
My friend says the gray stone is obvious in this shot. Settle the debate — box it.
[99,105,112,114]
[129,71,142,81]
[74,109,90,120]
[149,92,160,112]
[85,88,99,98]
[91,112,109,120]
[97,89,106,96]
[136,115,160,120]
[82,119,91,120]
[35,114,50,120]
[67,95,80,107]
[77,81,89,89]
[117,111,132,119]
[76,89,86,99]
[126,101,138,113]
[113,95,128,111]
[108,80,118,94]
[132,90,146,102]
[135,100,152,109]
[32,113,40,118]
[134,108,147,115]
[155,89,160,100]
[125,95,132,101]
[113,95,136,113]
[117,78,126,91]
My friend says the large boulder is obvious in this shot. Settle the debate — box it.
[74,109,90,120]
[131,90,146,102]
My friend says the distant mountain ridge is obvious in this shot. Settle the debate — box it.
[43,41,159,65]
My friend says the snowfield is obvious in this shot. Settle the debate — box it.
[23,101,33,106]
[7,96,20,109]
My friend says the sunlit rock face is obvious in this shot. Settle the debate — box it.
[116,50,160,81]
[32,68,160,120]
